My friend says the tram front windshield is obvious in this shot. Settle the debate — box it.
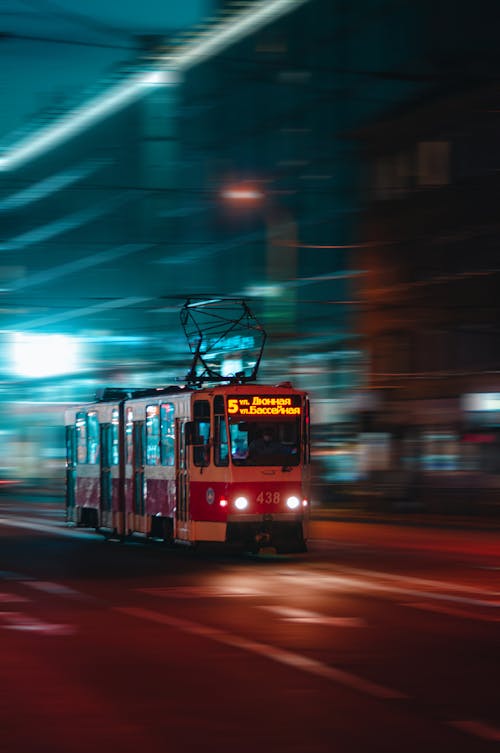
[229,419,300,466]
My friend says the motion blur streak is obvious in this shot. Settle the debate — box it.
[0,191,145,251]
[0,159,110,212]
[8,243,153,292]
[0,0,310,172]
[0,72,177,172]
[19,296,153,330]
[171,0,310,71]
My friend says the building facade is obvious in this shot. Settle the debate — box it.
[354,83,500,510]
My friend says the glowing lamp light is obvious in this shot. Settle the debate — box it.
[286,496,300,510]
[219,499,228,508]
[234,496,249,511]
[221,187,264,202]
[302,499,309,508]
[11,333,80,378]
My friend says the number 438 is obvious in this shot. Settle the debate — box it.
[256,491,280,504]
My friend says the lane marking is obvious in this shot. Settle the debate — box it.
[116,606,406,700]
[2,570,96,604]
[0,611,75,635]
[403,601,500,623]
[449,720,500,742]
[259,605,365,627]
[22,581,85,598]
[137,585,260,598]
[277,568,500,609]
[0,593,30,603]
[333,566,500,598]
[281,565,500,598]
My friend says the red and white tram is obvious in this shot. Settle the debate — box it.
[65,381,310,553]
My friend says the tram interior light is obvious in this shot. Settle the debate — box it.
[11,333,80,377]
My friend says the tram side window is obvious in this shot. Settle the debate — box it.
[230,422,249,461]
[111,409,119,466]
[76,412,87,464]
[214,395,229,466]
[125,409,134,465]
[193,400,210,466]
[160,403,175,466]
[87,412,100,464]
[146,405,160,465]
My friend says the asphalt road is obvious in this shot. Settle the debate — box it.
[0,494,499,753]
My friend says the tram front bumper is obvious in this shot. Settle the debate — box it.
[226,513,307,553]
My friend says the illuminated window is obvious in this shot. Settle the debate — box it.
[87,412,100,465]
[230,422,249,462]
[230,418,300,467]
[160,403,175,466]
[125,408,134,465]
[146,405,160,465]
[193,400,210,467]
[111,408,119,466]
[421,432,458,471]
[76,412,87,464]
[214,395,229,467]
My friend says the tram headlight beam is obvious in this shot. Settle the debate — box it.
[234,496,249,511]
[286,496,300,510]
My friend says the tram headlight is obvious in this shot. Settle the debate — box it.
[286,496,300,510]
[234,496,249,511]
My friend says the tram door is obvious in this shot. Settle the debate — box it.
[132,421,145,517]
[65,426,76,520]
[99,424,112,526]
[175,418,189,539]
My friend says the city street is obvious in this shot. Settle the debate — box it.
[3,4,500,752]
[0,493,498,752]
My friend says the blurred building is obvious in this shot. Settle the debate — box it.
[354,81,500,510]
[2,0,500,505]
[3,0,399,484]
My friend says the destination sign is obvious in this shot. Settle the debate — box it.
[227,395,301,417]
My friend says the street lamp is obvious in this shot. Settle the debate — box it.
[220,182,298,334]
[221,186,264,202]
